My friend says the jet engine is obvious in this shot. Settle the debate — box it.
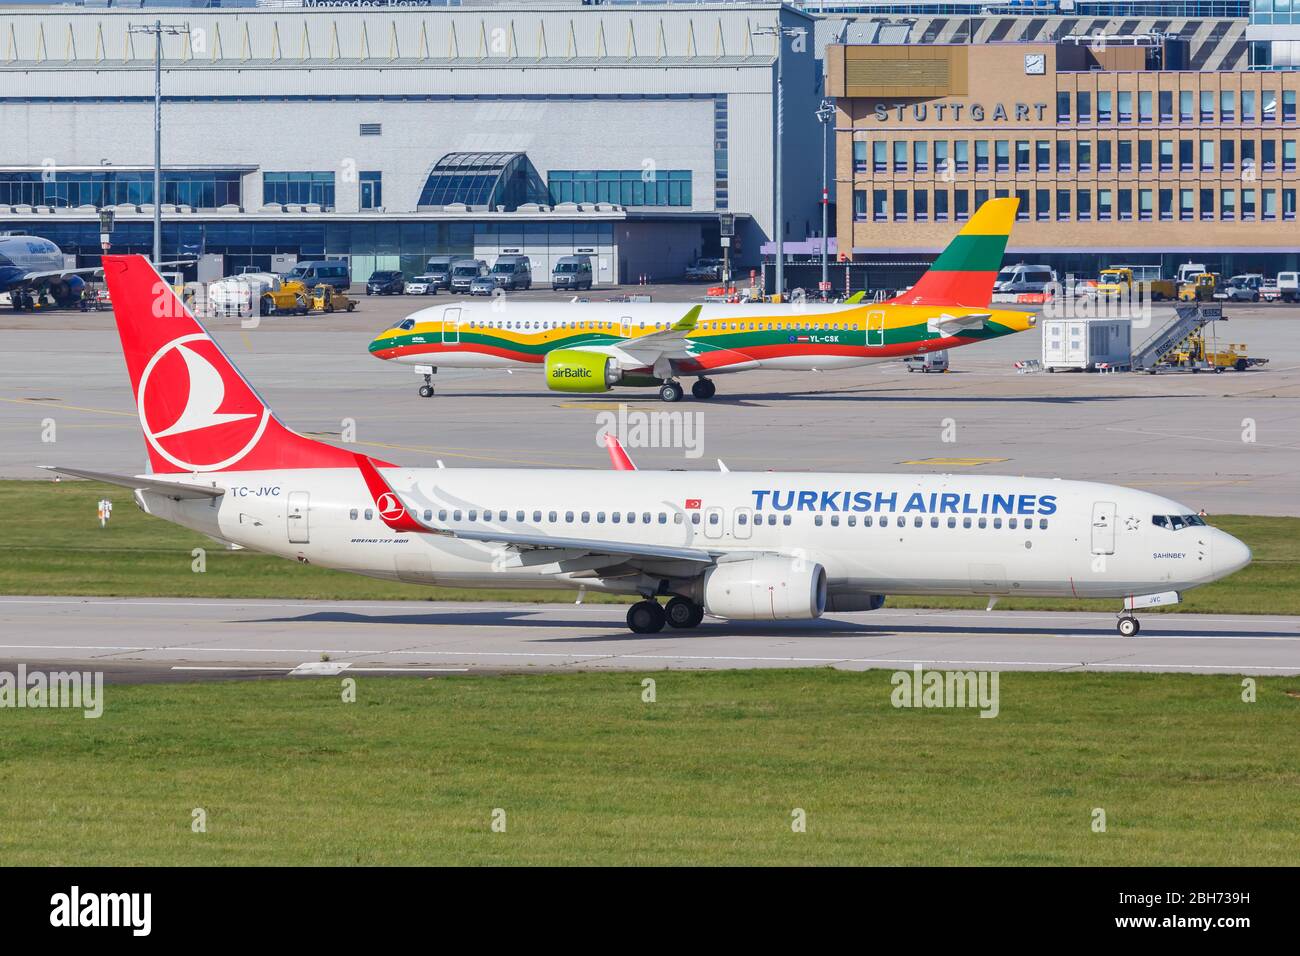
[824,592,887,612]
[699,555,827,621]
[544,349,622,393]
[48,275,87,307]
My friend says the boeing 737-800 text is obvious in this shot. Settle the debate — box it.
[48,254,1250,636]
[369,198,1037,402]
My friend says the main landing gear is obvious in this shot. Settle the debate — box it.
[657,378,716,403]
[418,369,436,398]
[1117,614,1141,637]
[626,597,705,633]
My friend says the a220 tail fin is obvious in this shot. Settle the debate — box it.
[103,254,365,474]
[889,197,1018,308]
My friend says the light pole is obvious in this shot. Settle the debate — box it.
[753,22,804,300]
[128,20,189,264]
[815,99,835,295]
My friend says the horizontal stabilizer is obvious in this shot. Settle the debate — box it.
[927,313,991,336]
[39,465,224,500]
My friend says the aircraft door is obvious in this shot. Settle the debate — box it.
[620,315,633,339]
[733,507,754,540]
[703,506,724,539]
[867,310,886,347]
[1091,501,1116,555]
[287,491,310,544]
[441,306,462,344]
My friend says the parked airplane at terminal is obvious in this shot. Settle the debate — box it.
[370,198,1037,402]
[0,233,106,310]
[48,254,1250,636]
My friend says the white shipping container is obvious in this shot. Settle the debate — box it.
[1041,317,1132,371]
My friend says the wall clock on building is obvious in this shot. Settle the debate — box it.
[1024,54,1046,75]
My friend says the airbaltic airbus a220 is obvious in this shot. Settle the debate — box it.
[369,198,1037,402]
[53,255,1250,636]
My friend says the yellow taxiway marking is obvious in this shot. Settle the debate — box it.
[899,457,1011,467]
[0,397,136,418]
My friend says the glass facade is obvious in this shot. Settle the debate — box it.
[262,172,335,210]
[547,170,693,207]
[0,170,241,209]
[416,152,545,211]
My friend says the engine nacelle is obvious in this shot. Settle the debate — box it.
[701,555,827,621]
[824,592,887,612]
[544,349,622,393]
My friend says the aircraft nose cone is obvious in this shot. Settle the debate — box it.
[1213,532,1251,578]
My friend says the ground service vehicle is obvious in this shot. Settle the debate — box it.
[261,279,312,315]
[449,259,489,294]
[552,255,594,291]
[1275,271,1299,302]
[1094,265,1175,301]
[1261,279,1282,302]
[1178,273,1217,302]
[993,263,1056,294]
[422,255,458,290]
[312,284,357,313]
[286,260,350,291]
[685,258,724,281]
[1214,274,1264,302]
[903,350,949,373]
[490,255,532,290]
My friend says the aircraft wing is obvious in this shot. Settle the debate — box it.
[18,260,194,285]
[353,453,716,567]
[612,304,702,366]
[39,465,225,500]
[927,312,992,336]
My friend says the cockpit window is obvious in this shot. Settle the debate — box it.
[395,319,415,331]
[1153,514,1206,530]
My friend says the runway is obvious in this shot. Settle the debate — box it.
[0,596,1296,680]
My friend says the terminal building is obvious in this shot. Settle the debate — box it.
[826,37,1300,281]
[0,2,822,284]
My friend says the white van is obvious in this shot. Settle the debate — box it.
[1275,271,1299,303]
[994,263,1056,294]
[903,350,949,373]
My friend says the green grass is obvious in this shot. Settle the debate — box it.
[0,479,1294,613]
[0,670,1296,865]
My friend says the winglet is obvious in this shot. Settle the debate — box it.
[672,304,702,332]
[604,433,636,471]
[353,453,427,533]
[844,291,865,304]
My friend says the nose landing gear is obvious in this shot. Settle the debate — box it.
[417,368,436,398]
[1117,615,1141,637]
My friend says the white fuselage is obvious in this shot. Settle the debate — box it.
[136,468,1248,603]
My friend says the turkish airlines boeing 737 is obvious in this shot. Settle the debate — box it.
[48,255,1250,636]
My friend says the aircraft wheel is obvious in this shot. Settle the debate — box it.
[659,381,684,403]
[691,378,716,400]
[418,384,434,398]
[627,600,666,634]
[1117,616,1140,637]
[665,597,704,629]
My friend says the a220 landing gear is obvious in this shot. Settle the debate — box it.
[691,378,716,400]
[658,380,684,403]
[418,370,435,398]
[1117,615,1141,637]
[658,378,716,402]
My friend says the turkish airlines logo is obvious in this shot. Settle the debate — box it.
[137,333,270,472]
[376,493,407,522]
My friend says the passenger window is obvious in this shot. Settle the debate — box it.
[626,512,635,523]
[674,513,683,524]
[1040,519,1049,529]
[611,513,621,523]
[783,515,792,526]
[963,517,972,528]
[930,516,939,528]
[598,512,607,523]
[830,515,839,527]
[659,513,667,524]
[453,510,462,521]
[439,510,448,522]
[468,510,477,521]
[691,513,701,525]
[865,516,873,527]
[947,517,957,528]
[581,511,590,523]
[498,510,508,522]
[516,510,525,522]
[349,509,358,520]
[978,517,987,529]
[815,515,824,526]
[738,513,747,525]
[848,515,857,527]
[896,516,905,528]
[1009,517,1018,529]
[423,510,432,522]
[364,509,373,520]
[549,511,557,522]
[914,516,923,528]
[767,514,777,526]
[533,510,542,522]
[708,513,719,525]
[565,511,574,522]
[993,517,1002,529]
[642,513,651,523]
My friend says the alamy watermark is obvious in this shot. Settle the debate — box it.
[891,664,999,718]
[595,403,704,460]
[0,665,104,718]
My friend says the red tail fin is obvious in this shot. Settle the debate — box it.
[103,255,362,474]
